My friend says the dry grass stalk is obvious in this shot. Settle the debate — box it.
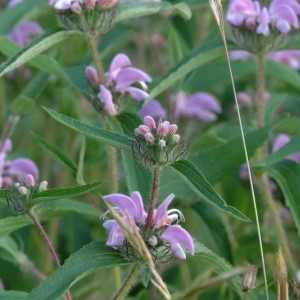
[276,248,289,300]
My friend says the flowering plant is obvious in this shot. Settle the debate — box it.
[0,0,300,299]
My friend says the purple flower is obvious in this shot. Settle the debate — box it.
[0,139,39,188]
[175,91,221,122]
[227,0,300,36]
[7,21,43,47]
[139,100,167,120]
[85,53,152,116]
[102,191,194,259]
[272,133,300,163]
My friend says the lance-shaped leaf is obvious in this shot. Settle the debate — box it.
[32,133,77,178]
[0,291,27,299]
[31,181,102,205]
[267,160,300,235]
[149,40,232,98]
[27,241,132,299]
[171,160,251,222]
[0,29,79,78]
[0,199,100,236]
[43,107,131,151]
[116,2,191,23]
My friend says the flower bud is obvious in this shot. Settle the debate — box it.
[144,116,156,129]
[71,2,82,14]
[18,186,28,196]
[171,134,180,144]
[85,66,99,85]
[157,122,169,137]
[168,124,178,135]
[39,181,48,192]
[148,236,158,247]
[138,125,150,135]
[158,139,166,149]
[144,132,154,143]
[25,174,35,187]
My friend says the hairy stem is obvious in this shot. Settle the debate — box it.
[28,210,72,300]
[88,35,106,85]
[145,166,161,232]
[0,114,19,152]
[256,54,265,129]
[255,53,297,275]
[257,174,297,275]
[112,263,140,300]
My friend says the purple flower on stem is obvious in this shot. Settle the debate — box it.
[85,53,152,116]
[102,191,194,260]
[174,91,221,122]
[227,0,300,36]
[0,139,39,188]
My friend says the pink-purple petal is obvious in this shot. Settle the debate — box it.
[153,193,175,227]
[160,224,194,255]
[115,68,152,91]
[139,100,167,119]
[130,191,147,224]
[7,158,39,180]
[97,85,117,116]
[170,243,186,259]
[103,193,138,218]
[107,53,132,83]
[124,87,150,101]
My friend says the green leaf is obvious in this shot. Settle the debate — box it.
[31,182,102,205]
[189,123,275,184]
[149,40,228,98]
[0,291,27,299]
[43,107,131,151]
[32,133,77,178]
[267,161,300,234]
[116,2,191,23]
[0,235,27,265]
[255,135,300,168]
[0,199,99,236]
[27,241,132,299]
[0,29,79,78]
[171,160,251,222]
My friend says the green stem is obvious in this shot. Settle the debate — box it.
[28,210,72,300]
[145,166,161,233]
[0,114,19,152]
[0,77,5,129]
[112,263,140,300]
[255,53,297,275]
[88,35,106,85]
[256,54,266,129]
[257,174,297,275]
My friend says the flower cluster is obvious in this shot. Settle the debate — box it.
[49,0,117,11]
[227,0,300,52]
[6,174,48,215]
[227,0,300,36]
[49,0,117,33]
[0,139,39,188]
[102,191,194,260]
[131,116,188,166]
[86,53,152,116]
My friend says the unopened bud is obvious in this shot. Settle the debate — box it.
[158,139,166,149]
[85,66,99,85]
[97,0,118,7]
[157,122,169,136]
[148,236,157,247]
[168,124,178,135]
[138,125,150,135]
[71,2,82,14]
[25,174,35,187]
[86,0,96,9]
[39,181,48,192]
[18,186,28,196]
[144,116,156,129]
[144,132,154,143]
[171,134,180,144]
